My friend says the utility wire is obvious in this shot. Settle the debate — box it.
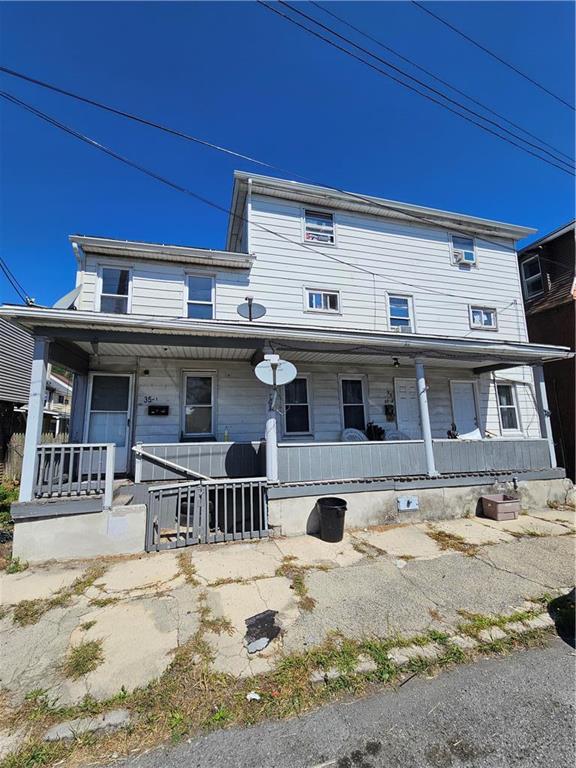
[265,1,573,174]
[0,63,551,246]
[411,0,575,111]
[310,0,574,164]
[0,89,527,308]
[0,256,31,304]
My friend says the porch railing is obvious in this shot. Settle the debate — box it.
[34,443,115,508]
[134,441,266,483]
[145,477,268,551]
[277,438,552,483]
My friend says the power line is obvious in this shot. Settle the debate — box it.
[411,1,575,111]
[0,63,554,246]
[0,89,528,309]
[263,1,573,175]
[0,256,31,304]
[310,0,574,164]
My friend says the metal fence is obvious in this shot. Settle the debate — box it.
[146,477,268,551]
[34,443,115,508]
[135,441,265,482]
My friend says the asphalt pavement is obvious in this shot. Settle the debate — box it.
[116,637,575,768]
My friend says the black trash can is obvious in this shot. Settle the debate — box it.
[317,497,347,542]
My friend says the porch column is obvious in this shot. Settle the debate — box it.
[532,364,557,468]
[414,357,438,477]
[265,393,279,483]
[19,337,50,502]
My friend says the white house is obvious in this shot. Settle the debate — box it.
[1,172,572,559]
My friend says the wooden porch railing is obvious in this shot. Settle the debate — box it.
[34,443,115,508]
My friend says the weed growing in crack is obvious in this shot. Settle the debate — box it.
[275,556,322,611]
[5,556,28,574]
[426,527,479,556]
[63,639,105,680]
[177,552,200,586]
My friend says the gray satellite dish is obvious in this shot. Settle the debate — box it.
[237,298,266,321]
[52,286,81,310]
[255,358,297,387]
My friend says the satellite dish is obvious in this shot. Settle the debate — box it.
[237,297,266,321]
[52,286,81,310]
[255,358,297,387]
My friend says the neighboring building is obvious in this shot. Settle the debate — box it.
[1,172,572,561]
[518,221,575,480]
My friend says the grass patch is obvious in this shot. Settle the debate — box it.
[11,564,108,626]
[62,640,105,680]
[5,556,28,574]
[457,607,541,637]
[88,596,119,608]
[275,556,325,612]
[0,482,18,571]
[80,620,97,632]
[177,552,200,586]
[426,527,479,556]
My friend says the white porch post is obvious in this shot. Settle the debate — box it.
[19,337,50,502]
[265,393,279,483]
[415,357,438,477]
[533,364,557,468]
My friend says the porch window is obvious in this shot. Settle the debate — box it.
[187,275,214,319]
[341,378,366,431]
[496,383,519,431]
[469,306,497,329]
[305,288,340,313]
[284,377,311,434]
[100,268,130,313]
[520,256,543,298]
[388,295,413,333]
[304,210,335,244]
[183,374,214,435]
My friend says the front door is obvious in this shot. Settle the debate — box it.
[450,381,478,436]
[85,374,133,473]
[394,378,422,439]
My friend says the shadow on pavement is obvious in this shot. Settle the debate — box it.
[548,588,575,648]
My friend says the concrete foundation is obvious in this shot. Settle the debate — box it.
[267,477,573,537]
[12,504,147,563]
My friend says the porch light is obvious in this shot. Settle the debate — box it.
[392,357,400,368]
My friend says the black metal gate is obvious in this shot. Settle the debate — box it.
[145,477,268,551]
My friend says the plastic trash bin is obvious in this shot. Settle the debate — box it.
[317,497,347,542]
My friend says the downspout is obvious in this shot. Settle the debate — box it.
[246,177,253,255]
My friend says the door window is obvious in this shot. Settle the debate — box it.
[87,375,130,447]
[184,375,214,435]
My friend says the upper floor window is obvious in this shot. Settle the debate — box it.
[520,256,543,298]
[284,377,311,435]
[305,288,340,313]
[187,275,214,319]
[496,383,520,431]
[100,267,130,313]
[469,306,497,330]
[304,210,335,244]
[389,295,414,333]
[451,235,477,266]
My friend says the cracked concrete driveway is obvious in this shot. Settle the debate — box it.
[0,508,574,704]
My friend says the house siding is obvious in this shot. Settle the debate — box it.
[89,357,540,446]
[0,318,33,404]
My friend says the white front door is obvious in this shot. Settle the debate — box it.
[450,381,478,435]
[394,378,421,439]
[85,374,133,473]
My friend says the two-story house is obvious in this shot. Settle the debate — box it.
[518,221,575,481]
[1,172,572,560]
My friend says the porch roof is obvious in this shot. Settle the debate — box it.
[0,306,571,373]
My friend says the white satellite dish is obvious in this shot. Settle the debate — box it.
[52,285,81,310]
[255,358,297,387]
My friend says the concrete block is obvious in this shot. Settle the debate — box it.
[309,670,325,684]
[387,648,410,666]
[449,635,478,651]
[505,621,531,634]
[478,627,507,643]
[524,613,555,630]
[43,709,130,741]
[403,643,441,661]
[354,654,378,674]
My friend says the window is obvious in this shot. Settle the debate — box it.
[305,288,340,313]
[469,306,497,329]
[187,275,214,319]
[57,394,65,404]
[284,377,311,434]
[100,267,130,313]
[183,374,214,435]
[304,210,335,244]
[341,378,366,430]
[388,295,413,333]
[451,235,476,265]
[496,383,519,431]
[520,256,543,298]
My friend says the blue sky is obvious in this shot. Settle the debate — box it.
[0,1,574,306]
